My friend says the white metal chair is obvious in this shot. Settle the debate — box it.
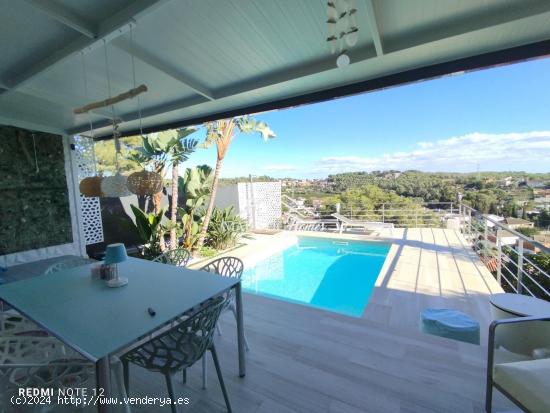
[43,257,94,275]
[486,315,550,413]
[152,248,191,267]
[331,213,394,233]
[0,312,46,336]
[0,335,130,413]
[122,297,231,413]
[198,257,249,389]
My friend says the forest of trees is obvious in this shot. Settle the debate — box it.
[92,138,550,229]
[283,171,550,228]
[324,171,548,215]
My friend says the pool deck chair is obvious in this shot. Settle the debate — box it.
[331,213,394,234]
[486,315,550,413]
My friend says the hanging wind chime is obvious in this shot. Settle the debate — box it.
[326,0,358,67]
[126,25,163,197]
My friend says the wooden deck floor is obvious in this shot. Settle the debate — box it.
[117,229,514,412]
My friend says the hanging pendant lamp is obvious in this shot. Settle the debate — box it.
[80,176,104,197]
[99,42,131,198]
[78,52,104,197]
[100,120,132,198]
[126,24,163,197]
[101,173,131,197]
[127,170,163,195]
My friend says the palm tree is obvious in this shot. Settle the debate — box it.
[129,129,198,249]
[193,116,275,255]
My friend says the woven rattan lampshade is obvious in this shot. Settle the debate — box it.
[79,176,104,197]
[100,173,131,197]
[127,170,163,195]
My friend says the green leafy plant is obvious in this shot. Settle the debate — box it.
[128,129,198,249]
[178,208,203,249]
[199,246,218,258]
[516,227,539,238]
[130,204,166,259]
[206,206,247,250]
[178,165,213,248]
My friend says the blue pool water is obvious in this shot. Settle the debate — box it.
[242,237,391,317]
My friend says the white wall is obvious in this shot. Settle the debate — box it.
[214,184,243,216]
[202,181,283,230]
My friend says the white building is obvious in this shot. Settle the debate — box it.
[483,214,505,228]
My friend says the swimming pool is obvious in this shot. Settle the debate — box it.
[242,237,391,317]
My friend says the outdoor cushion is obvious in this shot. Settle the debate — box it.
[494,358,550,413]
[494,346,532,364]
[421,308,480,345]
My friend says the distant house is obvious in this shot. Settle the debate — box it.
[483,214,505,228]
[533,196,550,210]
[527,180,546,188]
[311,199,323,209]
[487,230,518,246]
[384,172,401,179]
[504,217,534,230]
[499,176,513,187]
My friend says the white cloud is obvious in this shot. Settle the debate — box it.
[313,131,550,174]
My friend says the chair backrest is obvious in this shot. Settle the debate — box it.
[199,256,244,279]
[0,314,47,337]
[43,258,93,275]
[122,296,225,374]
[0,336,92,394]
[152,248,191,267]
[331,213,352,224]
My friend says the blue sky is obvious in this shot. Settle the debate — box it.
[185,57,550,178]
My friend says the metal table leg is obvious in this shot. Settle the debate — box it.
[234,281,246,377]
[95,356,111,413]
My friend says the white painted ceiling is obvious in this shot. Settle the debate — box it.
[0,0,549,137]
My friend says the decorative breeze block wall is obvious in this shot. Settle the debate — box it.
[72,136,104,245]
[239,182,282,230]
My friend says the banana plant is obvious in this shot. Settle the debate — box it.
[178,165,213,248]
[128,129,198,250]
[130,204,166,259]
[178,209,202,249]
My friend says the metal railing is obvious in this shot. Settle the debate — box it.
[340,202,458,228]
[283,202,459,231]
[281,194,319,219]
[458,204,550,301]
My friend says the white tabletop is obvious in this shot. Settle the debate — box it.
[490,293,550,317]
[0,257,238,361]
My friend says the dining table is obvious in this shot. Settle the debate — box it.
[0,257,246,412]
